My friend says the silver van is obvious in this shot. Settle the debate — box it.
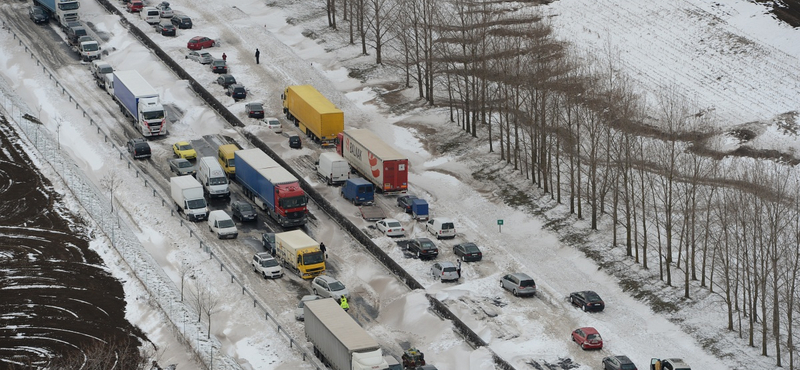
[197,156,230,198]
[500,273,537,297]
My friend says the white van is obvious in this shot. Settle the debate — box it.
[208,210,238,239]
[141,7,161,24]
[316,152,349,185]
[426,217,456,239]
[197,156,230,198]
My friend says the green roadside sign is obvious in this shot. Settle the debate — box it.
[498,219,503,233]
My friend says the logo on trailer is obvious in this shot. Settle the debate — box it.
[369,153,380,178]
[347,138,363,161]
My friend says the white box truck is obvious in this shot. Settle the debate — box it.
[197,156,230,198]
[304,299,390,370]
[113,70,167,137]
[170,176,208,221]
[316,152,349,186]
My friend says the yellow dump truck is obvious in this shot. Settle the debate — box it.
[274,229,326,279]
[281,85,344,147]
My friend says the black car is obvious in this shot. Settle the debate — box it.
[171,14,192,29]
[126,137,151,159]
[29,6,48,24]
[210,59,227,74]
[453,242,483,262]
[226,84,246,101]
[155,23,176,36]
[406,238,438,260]
[288,134,302,149]
[397,194,419,213]
[602,355,637,370]
[245,102,264,118]
[216,74,236,88]
[569,290,605,312]
[231,201,257,222]
[261,233,276,255]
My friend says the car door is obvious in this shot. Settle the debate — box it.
[431,263,441,277]
[426,219,434,233]
[501,275,511,290]
[572,329,585,345]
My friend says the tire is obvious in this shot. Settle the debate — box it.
[253,265,257,273]
[262,272,268,280]
[512,289,518,297]
[581,343,586,350]
[313,288,318,295]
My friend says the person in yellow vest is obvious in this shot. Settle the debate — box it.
[654,359,662,370]
[340,296,349,312]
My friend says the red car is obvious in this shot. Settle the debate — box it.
[187,36,216,50]
[572,327,603,350]
[126,0,143,12]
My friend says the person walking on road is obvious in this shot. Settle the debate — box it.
[457,260,462,279]
[222,52,227,61]
[319,242,327,259]
[339,296,349,312]
[255,48,260,64]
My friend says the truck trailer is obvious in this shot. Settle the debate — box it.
[304,299,390,370]
[234,149,308,228]
[112,70,167,137]
[274,230,325,279]
[170,176,208,222]
[337,129,408,194]
[34,0,80,29]
[282,85,344,147]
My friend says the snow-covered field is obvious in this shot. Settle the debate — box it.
[0,0,797,369]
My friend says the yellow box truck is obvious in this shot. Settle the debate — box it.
[274,229,326,279]
[282,85,344,147]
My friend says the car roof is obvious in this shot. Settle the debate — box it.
[437,261,456,268]
[255,252,272,259]
[415,237,433,243]
[264,117,279,121]
[577,327,599,334]
[432,217,453,222]
[382,218,400,223]
[615,356,634,364]
[170,157,189,163]
[666,358,689,366]
[314,275,339,283]
[457,242,477,248]
[510,272,532,280]
[231,84,244,89]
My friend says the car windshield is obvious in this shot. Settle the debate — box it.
[33,8,45,15]
[209,177,227,186]
[585,291,601,301]
[218,219,235,228]
[178,144,192,151]
[186,198,206,209]
[177,161,192,168]
[261,259,278,267]
[99,66,113,74]
[238,203,254,212]
[328,281,345,291]
[387,221,401,228]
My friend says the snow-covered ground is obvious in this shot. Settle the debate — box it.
[0,0,797,369]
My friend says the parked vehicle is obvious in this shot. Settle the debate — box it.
[453,242,482,262]
[407,238,438,260]
[257,117,281,132]
[430,261,459,282]
[140,7,160,24]
[168,158,195,176]
[360,204,386,221]
[172,141,196,159]
[569,291,605,312]
[91,60,113,89]
[215,73,236,87]
[402,348,426,369]
[336,129,408,194]
[500,273,536,297]
[310,275,349,303]
[425,217,455,239]
[126,137,151,159]
[187,36,215,50]
[397,194,418,212]
[571,327,603,350]
[304,299,390,370]
[650,358,690,370]
[33,0,79,28]
[375,218,404,237]
[341,178,374,205]
[171,14,192,29]
[67,26,101,62]
[230,200,257,222]
[261,232,276,255]
[211,59,228,74]
[186,51,213,64]
[29,6,48,24]
[126,0,143,13]
[170,176,208,221]
[234,149,308,227]
[207,210,237,239]
[226,84,246,101]
[316,152,348,185]
[411,199,429,221]
[252,252,283,279]
[602,355,638,370]
[288,134,302,149]
[274,230,325,279]
[245,102,264,118]
[154,22,176,36]
[295,295,323,321]
[217,143,239,178]
[155,1,173,17]
[197,156,230,198]
[282,85,344,146]
[113,70,167,136]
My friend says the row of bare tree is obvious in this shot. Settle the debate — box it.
[323,0,800,367]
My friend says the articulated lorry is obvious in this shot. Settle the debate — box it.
[304,299,391,370]
[234,149,308,228]
[34,0,80,29]
[170,176,208,222]
[112,70,167,137]
[274,230,325,279]
[337,129,408,194]
[282,85,344,147]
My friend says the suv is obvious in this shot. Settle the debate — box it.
[406,238,438,260]
[171,14,192,29]
[230,200,257,222]
[251,252,283,279]
[29,6,48,24]
[261,233,276,255]
[126,138,151,159]
[226,84,246,101]
[651,359,690,370]
[500,273,537,297]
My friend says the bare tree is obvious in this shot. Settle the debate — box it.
[188,283,221,339]
[101,172,122,212]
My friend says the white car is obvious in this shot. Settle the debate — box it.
[310,275,349,303]
[261,117,282,133]
[251,252,283,279]
[156,1,173,17]
[294,295,323,321]
[375,218,405,237]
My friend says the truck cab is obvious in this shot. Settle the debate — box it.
[77,37,101,62]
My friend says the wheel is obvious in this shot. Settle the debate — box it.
[253,265,257,273]
[512,289,518,296]
[262,272,268,279]
[581,343,586,350]
[313,288,318,295]
[209,226,213,232]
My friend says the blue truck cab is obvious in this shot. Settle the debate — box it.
[411,199,429,221]
[341,178,374,205]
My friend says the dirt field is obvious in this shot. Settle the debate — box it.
[0,117,146,368]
